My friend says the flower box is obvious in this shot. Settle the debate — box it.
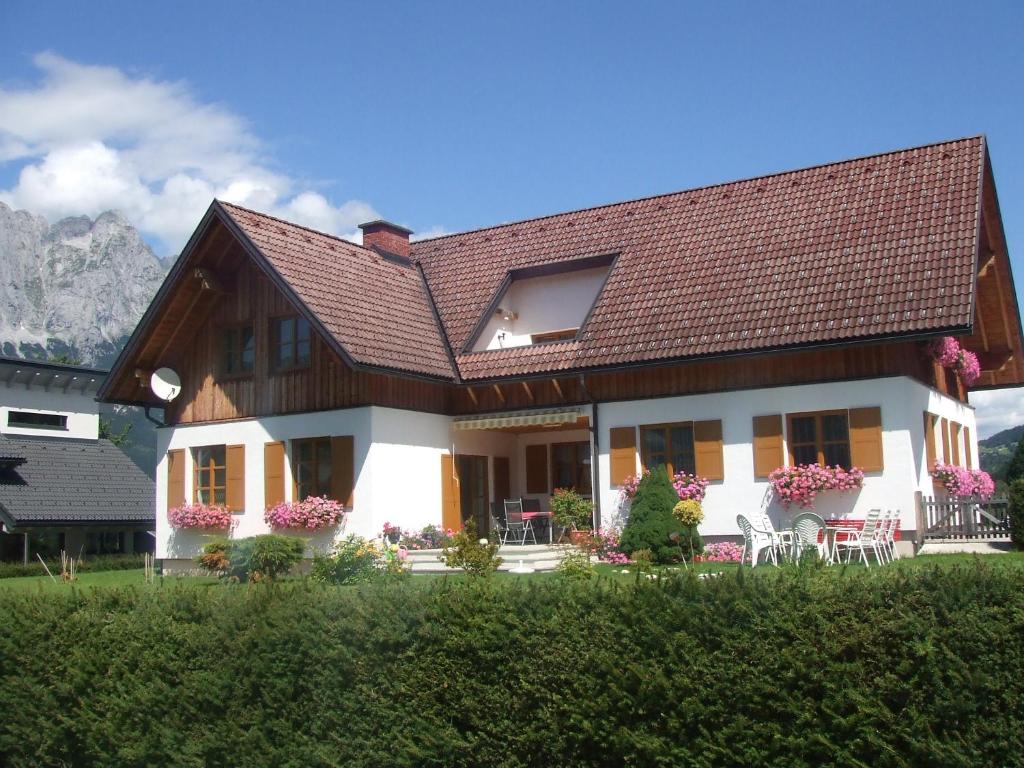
[168,503,233,531]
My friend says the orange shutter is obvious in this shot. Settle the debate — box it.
[167,449,185,508]
[849,407,884,472]
[525,444,548,494]
[331,436,355,506]
[950,422,961,467]
[609,426,637,486]
[752,415,784,478]
[924,413,937,469]
[441,454,461,530]
[264,442,285,508]
[964,426,973,469]
[226,444,245,512]
[940,418,951,464]
[693,420,725,481]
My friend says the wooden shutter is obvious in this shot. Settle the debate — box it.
[264,442,285,508]
[525,444,548,494]
[849,407,883,472]
[964,426,973,469]
[609,426,637,486]
[167,449,185,508]
[331,436,355,507]
[940,418,951,463]
[694,420,724,481]
[924,412,937,468]
[441,454,461,530]
[225,444,245,512]
[752,415,784,478]
[950,422,961,466]
[493,456,511,504]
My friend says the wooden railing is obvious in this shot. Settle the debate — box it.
[917,495,1010,541]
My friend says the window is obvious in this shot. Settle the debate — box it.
[192,445,226,505]
[551,441,591,495]
[222,324,255,376]
[7,411,67,430]
[271,315,311,371]
[640,423,696,476]
[787,411,851,468]
[531,328,578,344]
[292,437,332,501]
[86,531,124,555]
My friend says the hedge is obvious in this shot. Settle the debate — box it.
[0,553,146,579]
[1,564,1023,766]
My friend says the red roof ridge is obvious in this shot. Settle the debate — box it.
[411,134,985,247]
[216,199,373,256]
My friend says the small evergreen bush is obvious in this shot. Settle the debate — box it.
[1009,478,1024,550]
[197,534,304,581]
[619,465,703,562]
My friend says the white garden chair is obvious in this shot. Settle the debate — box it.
[756,511,794,562]
[830,508,884,566]
[877,509,901,563]
[737,513,777,567]
[790,512,829,562]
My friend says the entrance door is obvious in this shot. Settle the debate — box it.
[457,455,490,535]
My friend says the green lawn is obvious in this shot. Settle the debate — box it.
[2,551,1022,592]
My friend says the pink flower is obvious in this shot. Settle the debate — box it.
[168,503,233,530]
[619,470,650,499]
[929,336,962,367]
[264,496,346,531]
[957,349,981,386]
[930,462,994,500]
[768,464,865,508]
[672,471,710,502]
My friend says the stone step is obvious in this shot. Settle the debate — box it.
[403,544,580,573]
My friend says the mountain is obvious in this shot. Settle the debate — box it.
[0,202,169,476]
[978,425,1024,485]
[0,202,167,367]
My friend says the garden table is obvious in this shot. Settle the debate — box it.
[521,510,553,543]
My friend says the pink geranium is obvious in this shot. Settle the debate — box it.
[930,462,995,500]
[957,349,981,386]
[769,464,865,508]
[168,503,233,530]
[672,471,710,502]
[929,336,962,367]
[264,496,346,531]
[619,470,650,500]
[695,542,744,563]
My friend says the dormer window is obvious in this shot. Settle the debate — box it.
[271,315,311,371]
[469,253,615,352]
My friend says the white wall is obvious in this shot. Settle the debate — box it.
[0,385,99,440]
[475,266,609,350]
[596,376,976,539]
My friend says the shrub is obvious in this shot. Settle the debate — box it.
[619,466,700,563]
[1009,478,1024,551]
[439,518,502,576]
[550,488,594,530]
[1,565,1024,766]
[311,536,383,584]
[555,549,593,580]
[197,534,304,581]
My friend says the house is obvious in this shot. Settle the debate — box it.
[98,136,1023,568]
[0,355,155,563]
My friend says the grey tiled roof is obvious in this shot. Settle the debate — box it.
[0,435,154,526]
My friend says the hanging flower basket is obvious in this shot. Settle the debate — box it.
[672,471,710,502]
[928,336,981,386]
[168,503,233,531]
[264,496,346,531]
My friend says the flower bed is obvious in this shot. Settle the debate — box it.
[168,503,233,530]
[694,541,743,563]
[264,496,346,531]
[768,464,865,508]
[930,462,995,500]
[397,525,455,550]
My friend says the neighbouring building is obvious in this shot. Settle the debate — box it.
[0,356,155,562]
[98,136,1023,568]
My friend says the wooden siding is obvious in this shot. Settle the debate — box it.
[165,258,448,425]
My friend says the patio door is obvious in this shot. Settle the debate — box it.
[457,455,490,535]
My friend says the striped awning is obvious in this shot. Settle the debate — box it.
[452,408,582,431]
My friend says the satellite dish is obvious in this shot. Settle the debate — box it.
[150,368,181,402]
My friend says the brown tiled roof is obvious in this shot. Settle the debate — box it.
[219,202,454,379]
[413,137,985,380]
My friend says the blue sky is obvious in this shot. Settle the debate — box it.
[1,0,1023,432]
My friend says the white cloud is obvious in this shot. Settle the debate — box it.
[411,225,453,241]
[969,387,1024,438]
[0,53,380,253]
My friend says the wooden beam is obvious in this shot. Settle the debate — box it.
[492,384,506,405]
[521,381,534,403]
[977,251,996,279]
[154,289,206,363]
[466,387,478,406]
[551,378,565,401]
[977,350,1013,372]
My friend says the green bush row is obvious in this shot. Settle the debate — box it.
[1,564,1023,767]
[0,553,147,579]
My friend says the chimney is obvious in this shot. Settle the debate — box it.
[359,220,413,258]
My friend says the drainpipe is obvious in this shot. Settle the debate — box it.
[579,374,601,529]
[23,531,28,566]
